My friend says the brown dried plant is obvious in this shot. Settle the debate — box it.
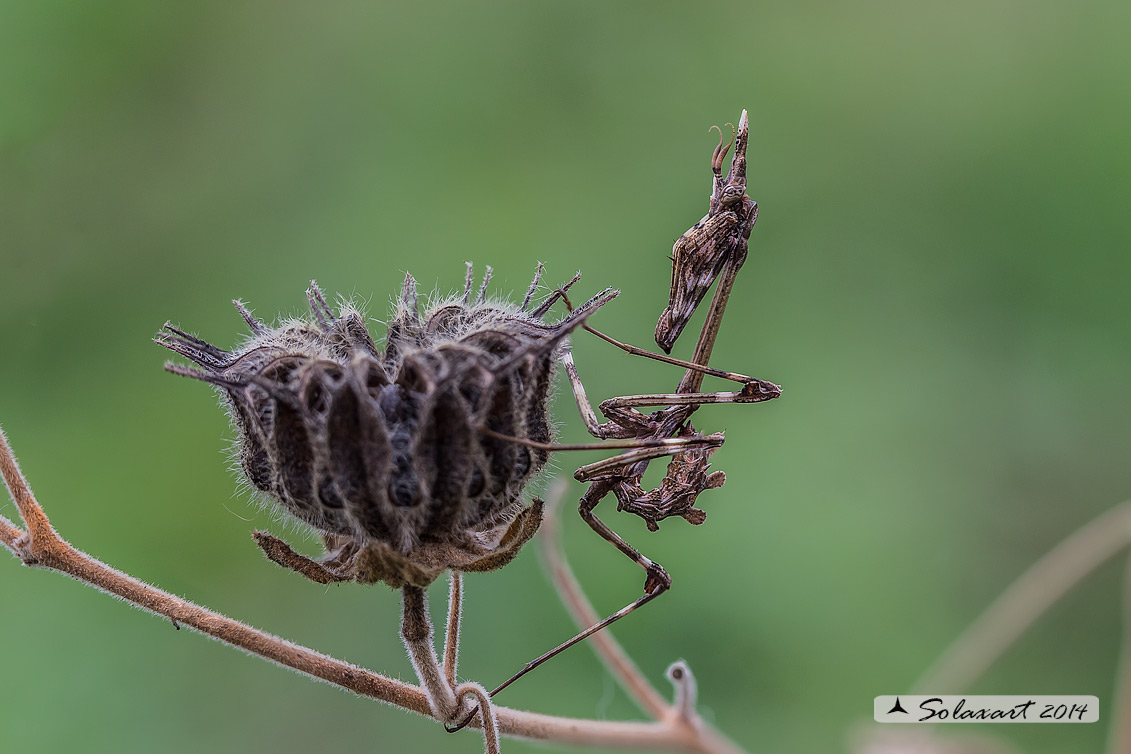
[1,110,773,754]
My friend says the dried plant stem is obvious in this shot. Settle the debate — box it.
[539,481,749,754]
[0,424,746,753]
[914,498,1131,694]
[402,585,461,721]
[539,480,669,719]
[457,682,501,754]
[0,510,21,548]
[1107,555,1131,754]
[444,571,463,688]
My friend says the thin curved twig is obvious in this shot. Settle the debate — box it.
[1107,555,1131,754]
[457,682,500,754]
[538,479,670,718]
[667,661,698,725]
[538,480,750,754]
[444,571,463,689]
[914,498,1131,694]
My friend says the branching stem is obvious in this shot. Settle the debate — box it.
[0,423,748,753]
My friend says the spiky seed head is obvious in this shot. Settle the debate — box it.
[157,268,616,587]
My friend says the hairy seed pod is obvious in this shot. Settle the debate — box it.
[158,268,616,587]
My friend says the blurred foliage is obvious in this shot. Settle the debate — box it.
[1,1,1129,753]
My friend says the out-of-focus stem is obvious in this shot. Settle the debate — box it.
[914,499,1131,693]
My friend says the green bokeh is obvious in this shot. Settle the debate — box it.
[2,2,1128,753]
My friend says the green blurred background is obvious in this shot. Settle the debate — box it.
[2,2,1128,752]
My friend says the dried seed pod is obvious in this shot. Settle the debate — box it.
[158,269,616,588]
